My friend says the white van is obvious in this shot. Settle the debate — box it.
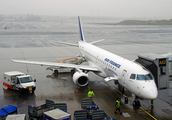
[3,71,36,93]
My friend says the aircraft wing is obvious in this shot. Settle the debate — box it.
[12,59,99,72]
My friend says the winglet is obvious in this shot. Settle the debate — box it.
[78,16,86,42]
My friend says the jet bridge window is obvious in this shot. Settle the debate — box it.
[130,74,136,79]
[160,67,166,75]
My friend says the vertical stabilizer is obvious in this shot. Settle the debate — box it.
[161,45,172,57]
[168,46,171,55]
[78,16,86,42]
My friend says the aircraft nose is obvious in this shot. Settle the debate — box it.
[146,88,158,100]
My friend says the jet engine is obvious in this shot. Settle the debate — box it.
[73,71,89,87]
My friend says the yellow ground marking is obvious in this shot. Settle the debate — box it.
[41,38,81,64]
[30,36,34,39]
[41,38,69,58]
[91,72,157,120]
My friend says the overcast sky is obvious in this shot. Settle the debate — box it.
[0,0,172,19]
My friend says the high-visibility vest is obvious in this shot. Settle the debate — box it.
[88,91,94,98]
[116,100,120,108]
[151,100,154,107]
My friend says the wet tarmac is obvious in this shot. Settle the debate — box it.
[0,21,172,120]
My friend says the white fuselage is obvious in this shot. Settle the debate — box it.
[79,41,158,100]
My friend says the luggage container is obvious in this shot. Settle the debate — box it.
[44,109,71,120]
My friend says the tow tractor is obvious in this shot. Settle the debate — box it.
[3,71,36,93]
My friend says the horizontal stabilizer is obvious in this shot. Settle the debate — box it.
[104,77,118,82]
[89,39,104,44]
[56,41,78,47]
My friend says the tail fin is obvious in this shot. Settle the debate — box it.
[168,46,171,55]
[161,45,172,57]
[78,16,86,42]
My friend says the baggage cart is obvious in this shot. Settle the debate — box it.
[81,98,96,109]
[54,103,67,112]
[44,108,71,120]
[28,100,67,119]
[6,114,26,120]
[74,110,87,120]
[28,100,54,119]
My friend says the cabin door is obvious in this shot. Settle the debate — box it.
[122,70,127,85]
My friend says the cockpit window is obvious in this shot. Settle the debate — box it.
[137,75,146,80]
[145,74,153,80]
[130,74,136,79]
[137,74,153,80]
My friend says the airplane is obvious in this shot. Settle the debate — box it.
[12,16,158,101]
[161,46,172,57]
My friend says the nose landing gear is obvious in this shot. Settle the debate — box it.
[133,100,141,107]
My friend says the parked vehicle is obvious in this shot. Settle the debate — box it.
[3,71,36,93]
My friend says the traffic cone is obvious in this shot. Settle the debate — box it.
[76,88,78,92]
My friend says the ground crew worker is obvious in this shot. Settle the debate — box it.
[88,89,95,98]
[151,100,154,109]
[115,98,122,114]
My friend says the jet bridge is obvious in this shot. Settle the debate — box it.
[135,53,172,89]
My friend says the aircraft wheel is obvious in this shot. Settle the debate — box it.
[32,90,35,94]
[133,101,137,106]
[19,89,23,94]
[114,81,118,85]
[71,69,75,74]
[136,100,141,106]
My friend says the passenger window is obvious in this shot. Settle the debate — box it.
[130,74,136,79]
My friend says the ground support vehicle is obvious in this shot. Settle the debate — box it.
[28,100,67,119]
[3,71,36,93]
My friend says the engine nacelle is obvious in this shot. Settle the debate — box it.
[73,71,89,87]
